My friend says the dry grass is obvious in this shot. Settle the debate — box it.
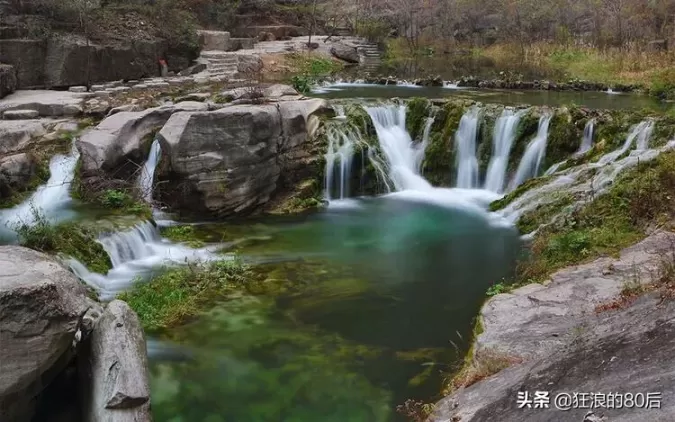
[445,348,522,393]
[479,42,675,88]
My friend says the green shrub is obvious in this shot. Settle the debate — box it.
[649,68,675,100]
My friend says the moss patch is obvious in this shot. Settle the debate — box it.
[515,192,575,233]
[406,97,431,141]
[423,102,466,186]
[488,176,551,211]
[15,210,112,274]
[119,259,252,332]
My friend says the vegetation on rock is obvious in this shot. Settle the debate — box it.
[14,209,112,274]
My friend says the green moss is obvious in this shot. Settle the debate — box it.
[544,110,581,169]
[488,176,551,211]
[160,225,205,248]
[423,102,466,186]
[476,113,495,176]
[515,192,575,233]
[406,97,431,140]
[15,209,112,273]
[519,151,675,283]
[119,259,252,332]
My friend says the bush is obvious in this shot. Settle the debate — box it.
[650,68,675,100]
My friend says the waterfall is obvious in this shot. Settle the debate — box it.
[69,220,228,300]
[596,121,653,165]
[365,105,431,191]
[455,106,481,189]
[137,139,162,203]
[509,113,553,191]
[484,109,526,193]
[544,161,566,176]
[577,119,595,155]
[324,126,356,200]
[0,142,79,232]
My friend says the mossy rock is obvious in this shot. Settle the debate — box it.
[423,102,466,186]
[544,109,582,170]
[406,97,432,140]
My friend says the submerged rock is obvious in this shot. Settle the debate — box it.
[80,300,151,422]
[157,98,330,216]
[0,246,101,422]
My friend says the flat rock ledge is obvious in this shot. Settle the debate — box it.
[431,230,675,422]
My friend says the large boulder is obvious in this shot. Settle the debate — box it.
[157,99,330,216]
[77,102,209,180]
[0,152,36,198]
[197,30,231,51]
[0,90,88,118]
[79,300,151,422]
[0,246,101,422]
[0,120,48,155]
[330,42,360,63]
[0,64,17,98]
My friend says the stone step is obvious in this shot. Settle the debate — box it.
[200,51,238,59]
[209,64,238,71]
[4,109,39,120]
[207,58,239,65]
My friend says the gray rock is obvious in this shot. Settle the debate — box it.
[430,293,675,421]
[330,42,360,63]
[0,120,47,155]
[106,104,142,117]
[178,63,207,76]
[156,99,329,216]
[3,109,39,119]
[69,86,88,93]
[198,30,231,51]
[80,300,151,422]
[175,92,211,102]
[0,246,101,422]
[431,230,675,421]
[263,84,299,98]
[77,102,209,179]
[0,90,89,117]
[0,153,35,198]
[0,64,17,99]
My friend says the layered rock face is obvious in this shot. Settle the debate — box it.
[157,98,330,216]
[0,35,196,88]
[0,246,101,422]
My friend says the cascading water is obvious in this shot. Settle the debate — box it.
[484,109,526,193]
[577,119,595,155]
[454,106,481,189]
[324,126,356,201]
[596,121,652,165]
[365,105,431,192]
[508,113,553,191]
[0,142,79,236]
[635,120,654,151]
[69,221,228,300]
[138,139,162,203]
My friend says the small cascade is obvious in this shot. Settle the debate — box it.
[365,105,431,191]
[454,106,481,189]
[484,109,526,193]
[635,121,655,151]
[509,113,553,191]
[324,126,356,200]
[596,121,653,165]
[137,139,162,203]
[69,220,228,300]
[544,161,567,176]
[0,143,79,232]
[576,119,595,155]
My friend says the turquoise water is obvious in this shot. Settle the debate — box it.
[148,197,521,421]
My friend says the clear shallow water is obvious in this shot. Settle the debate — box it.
[148,197,521,422]
[310,83,663,110]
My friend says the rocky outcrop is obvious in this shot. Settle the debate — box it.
[79,300,151,422]
[0,246,101,422]
[330,42,360,63]
[0,90,88,118]
[198,30,231,51]
[77,102,210,181]
[430,229,675,421]
[0,152,35,196]
[157,98,330,216]
[0,35,197,89]
[0,64,16,98]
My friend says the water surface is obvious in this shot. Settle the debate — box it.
[148,197,521,422]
